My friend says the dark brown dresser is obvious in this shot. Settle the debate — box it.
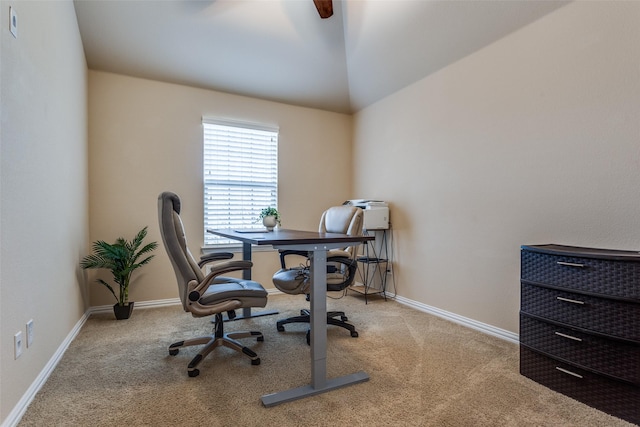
[520,244,640,425]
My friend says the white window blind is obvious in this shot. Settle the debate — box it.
[203,119,278,246]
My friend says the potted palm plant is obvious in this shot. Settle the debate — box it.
[258,207,281,231]
[80,226,158,319]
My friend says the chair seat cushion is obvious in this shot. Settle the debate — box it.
[272,268,310,295]
[212,276,247,285]
[200,280,268,305]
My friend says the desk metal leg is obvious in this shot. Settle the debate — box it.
[310,249,328,388]
[261,248,369,407]
[225,242,278,322]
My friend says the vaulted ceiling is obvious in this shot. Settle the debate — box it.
[73,0,569,114]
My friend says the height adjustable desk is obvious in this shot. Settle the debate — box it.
[207,228,374,406]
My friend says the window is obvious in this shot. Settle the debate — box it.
[203,119,278,246]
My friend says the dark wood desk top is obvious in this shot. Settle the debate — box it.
[208,228,374,247]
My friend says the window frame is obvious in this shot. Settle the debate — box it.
[202,118,279,247]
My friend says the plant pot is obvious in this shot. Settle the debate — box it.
[113,302,134,320]
[262,215,277,231]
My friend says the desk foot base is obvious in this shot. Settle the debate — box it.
[222,309,279,322]
[261,371,369,407]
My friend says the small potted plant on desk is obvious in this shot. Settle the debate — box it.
[259,207,281,231]
[80,226,158,320]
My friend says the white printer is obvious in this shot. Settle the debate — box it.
[344,199,389,230]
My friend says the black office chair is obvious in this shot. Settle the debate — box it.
[158,191,268,377]
[272,206,363,344]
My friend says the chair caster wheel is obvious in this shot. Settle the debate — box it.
[188,369,200,377]
[306,330,311,346]
[169,349,179,356]
[350,331,359,338]
[276,324,285,332]
[341,316,349,321]
[252,358,261,366]
[257,335,264,342]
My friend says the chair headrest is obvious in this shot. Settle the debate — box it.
[160,191,181,215]
[320,206,363,236]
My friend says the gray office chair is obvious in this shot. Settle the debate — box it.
[158,191,268,377]
[272,205,363,344]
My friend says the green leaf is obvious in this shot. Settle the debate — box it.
[80,227,157,305]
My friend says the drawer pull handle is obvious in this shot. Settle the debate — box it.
[556,261,585,268]
[556,296,585,305]
[554,331,582,342]
[555,366,583,379]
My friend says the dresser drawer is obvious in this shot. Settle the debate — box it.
[520,347,640,425]
[521,283,640,341]
[520,314,640,383]
[521,250,640,300]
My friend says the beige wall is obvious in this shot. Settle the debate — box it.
[0,0,88,422]
[87,71,353,306]
[353,1,640,333]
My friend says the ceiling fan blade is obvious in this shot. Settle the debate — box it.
[313,0,333,19]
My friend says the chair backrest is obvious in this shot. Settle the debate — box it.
[319,206,364,288]
[158,192,205,309]
[318,205,364,260]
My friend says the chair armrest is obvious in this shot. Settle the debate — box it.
[325,256,358,290]
[185,279,243,317]
[188,260,253,301]
[198,252,234,268]
[278,249,309,268]
[327,256,357,268]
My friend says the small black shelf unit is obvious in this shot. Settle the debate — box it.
[350,229,390,303]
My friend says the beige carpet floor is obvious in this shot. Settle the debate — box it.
[18,294,633,426]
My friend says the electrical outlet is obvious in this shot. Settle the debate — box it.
[14,331,23,359]
[26,319,34,348]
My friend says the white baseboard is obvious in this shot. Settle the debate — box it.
[391,293,519,345]
[87,298,182,314]
[2,292,516,427]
